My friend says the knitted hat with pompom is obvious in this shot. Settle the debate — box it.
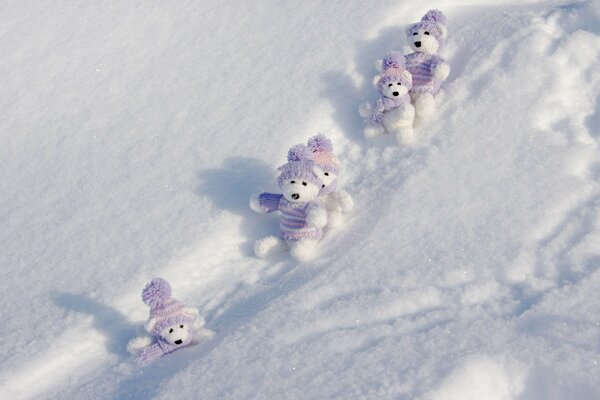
[142,278,196,336]
[407,9,448,47]
[307,134,339,174]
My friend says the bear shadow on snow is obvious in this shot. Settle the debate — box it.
[195,157,282,256]
[51,291,137,359]
[320,25,409,144]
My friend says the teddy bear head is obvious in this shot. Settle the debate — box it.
[142,278,197,347]
[373,52,413,99]
[277,155,324,203]
[406,9,447,54]
[157,320,194,347]
[307,134,340,195]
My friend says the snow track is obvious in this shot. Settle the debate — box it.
[2,1,600,399]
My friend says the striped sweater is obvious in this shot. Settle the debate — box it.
[258,192,324,241]
[405,52,447,94]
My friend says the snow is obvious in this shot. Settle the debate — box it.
[2,0,600,398]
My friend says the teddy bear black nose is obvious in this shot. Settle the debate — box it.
[174,339,183,345]
[393,91,399,96]
[291,193,300,200]
[414,41,422,47]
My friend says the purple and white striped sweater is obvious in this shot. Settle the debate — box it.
[405,52,446,94]
[258,192,324,241]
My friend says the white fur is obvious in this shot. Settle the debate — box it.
[160,323,192,346]
[195,327,216,341]
[318,170,336,192]
[280,179,320,203]
[382,104,415,134]
[306,207,327,228]
[127,336,153,354]
[254,235,287,258]
[358,102,373,119]
[364,124,384,139]
[381,81,409,99]
[326,210,344,230]
[249,194,263,213]
[289,239,318,262]
[144,317,156,333]
[396,126,416,145]
[191,317,215,341]
[332,190,354,212]
[412,93,435,118]
[434,62,450,81]
[408,29,440,54]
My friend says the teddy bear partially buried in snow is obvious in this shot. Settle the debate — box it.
[127,278,214,365]
[250,149,328,262]
[300,134,353,228]
[359,51,416,144]
[404,9,450,123]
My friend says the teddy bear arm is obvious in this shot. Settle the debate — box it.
[254,192,283,213]
[431,59,450,81]
[306,205,328,228]
[136,342,166,365]
[332,190,354,212]
[127,336,153,354]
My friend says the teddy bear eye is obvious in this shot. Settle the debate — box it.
[169,328,174,333]
[180,325,184,328]
[413,32,418,36]
[324,172,329,176]
[424,31,430,35]
[388,83,393,87]
[290,180,295,184]
[397,82,401,85]
[302,182,307,186]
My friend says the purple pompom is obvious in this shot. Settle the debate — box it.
[142,278,172,308]
[287,144,313,162]
[421,9,447,25]
[307,133,333,154]
[382,51,406,71]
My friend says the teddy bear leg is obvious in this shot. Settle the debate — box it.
[413,93,435,123]
[364,123,384,139]
[327,210,345,230]
[395,124,416,145]
[254,236,287,258]
[289,239,318,262]
[382,106,415,143]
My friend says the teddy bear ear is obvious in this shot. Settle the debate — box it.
[436,24,447,40]
[401,70,412,81]
[374,58,384,73]
[372,75,382,88]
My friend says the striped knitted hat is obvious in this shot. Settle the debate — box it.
[277,160,322,188]
[142,278,196,336]
[307,134,339,174]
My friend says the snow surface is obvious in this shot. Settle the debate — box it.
[2,0,600,399]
